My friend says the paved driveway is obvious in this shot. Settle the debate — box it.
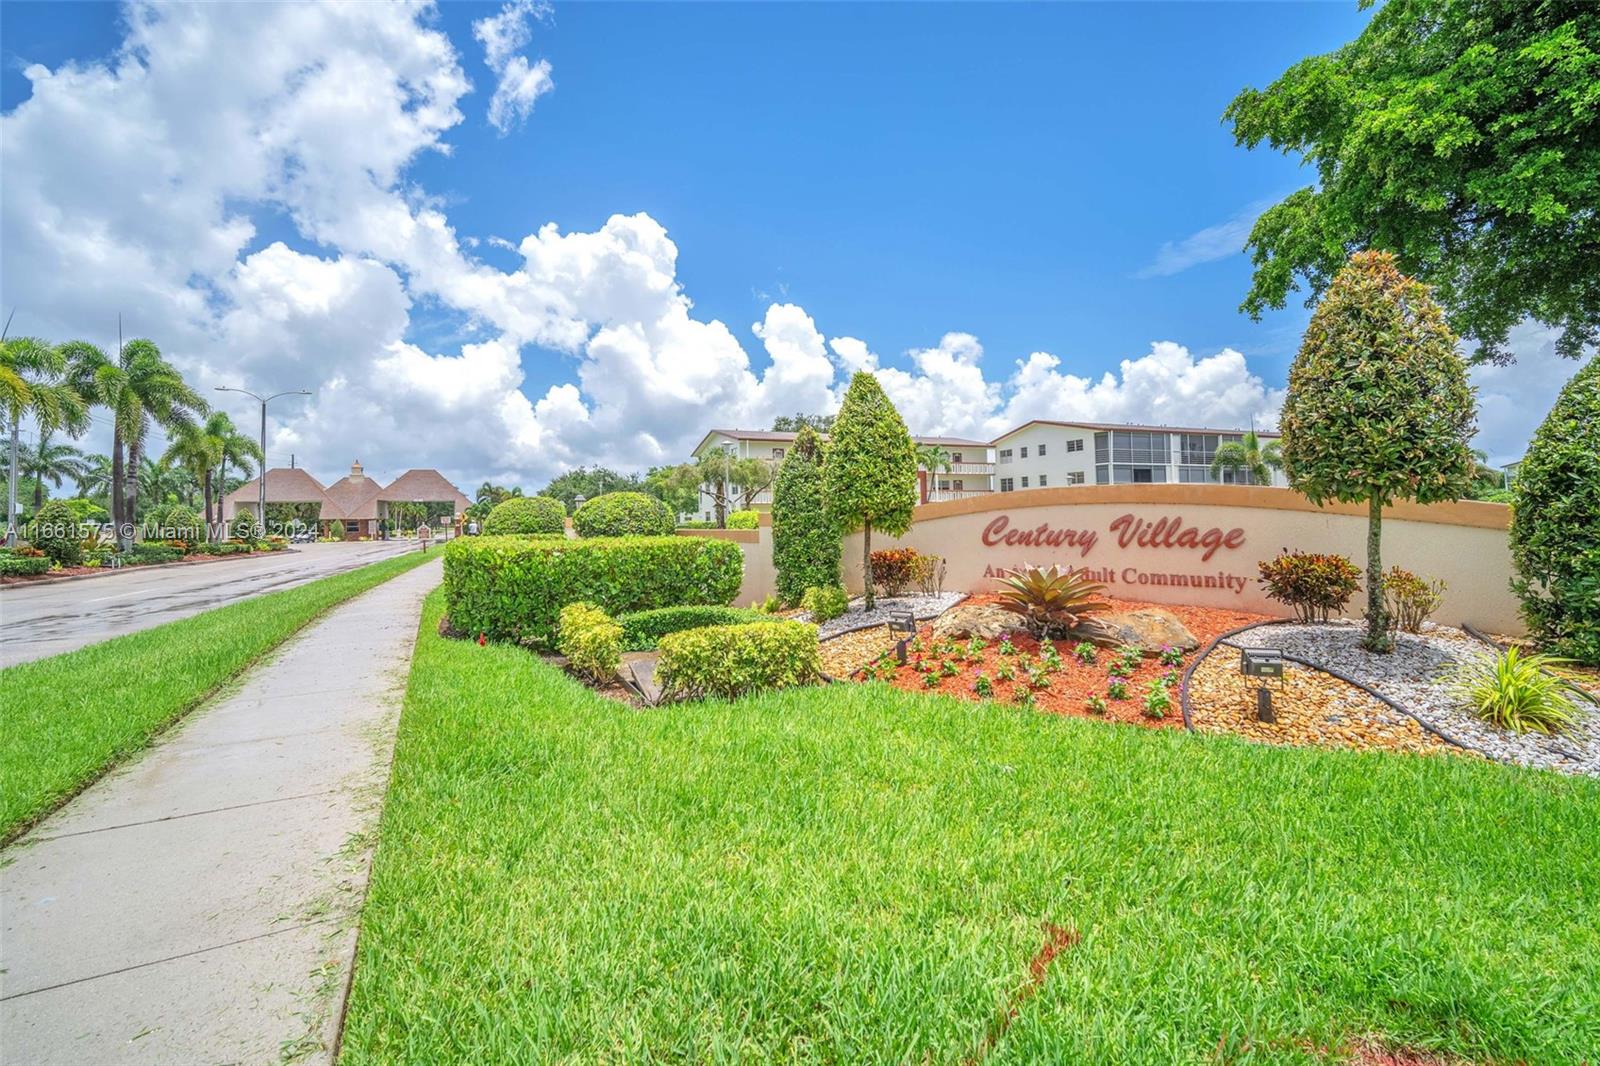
[0,540,427,667]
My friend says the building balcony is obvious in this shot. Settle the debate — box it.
[928,488,993,502]
[924,462,994,475]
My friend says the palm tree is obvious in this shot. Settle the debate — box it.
[76,452,114,504]
[162,419,222,524]
[914,443,954,502]
[213,413,261,526]
[61,338,205,546]
[22,431,89,510]
[3,336,90,545]
[136,455,183,516]
[1210,429,1283,486]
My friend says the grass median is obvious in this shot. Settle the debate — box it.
[341,588,1600,1064]
[0,549,437,842]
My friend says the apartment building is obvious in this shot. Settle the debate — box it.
[688,429,994,521]
[989,420,1285,491]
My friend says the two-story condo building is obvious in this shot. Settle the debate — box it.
[689,429,994,521]
[987,420,1285,490]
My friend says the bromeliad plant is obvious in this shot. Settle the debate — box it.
[994,564,1110,639]
[1452,646,1583,735]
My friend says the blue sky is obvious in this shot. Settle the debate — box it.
[0,2,1566,480]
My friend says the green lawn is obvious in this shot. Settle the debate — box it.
[0,549,436,842]
[342,588,1600,1064]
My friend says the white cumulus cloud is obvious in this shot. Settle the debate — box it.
[473,0,554,134]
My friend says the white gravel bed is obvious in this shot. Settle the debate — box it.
[799,591,967,640]
[1238,621,1600,777]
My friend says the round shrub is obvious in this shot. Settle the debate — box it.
[615,604,771,651]
[30,500,82,567]
[146,503,203,543]
[726,509,759,530]
[1511,357,1600,664]
[572,492,673,538]
[1256,549,1361,623]
[485,495,566,535]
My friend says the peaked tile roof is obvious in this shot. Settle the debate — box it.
[222,463,471,520]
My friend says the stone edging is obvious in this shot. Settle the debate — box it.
[1180,618,1491,759]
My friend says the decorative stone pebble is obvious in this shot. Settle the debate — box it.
[1236,621,1600,777]
[1187,653,1465,759]
[798,591,967,640]
[819,625,902,678]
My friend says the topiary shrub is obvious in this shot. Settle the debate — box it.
[145,503,204,545]
[615,604,772,651]
[801,584,848,623]
[771,424,839,605]
[444,535,744,647]
[1511,358,1600,664]
[725,509,759,530]
[556,602,624,683]
[657,620,822,701]
[1257,549,1362,623]
[484,495,566,535]
[30,500,83,566]
[823,373,918,611]
[573,492,673,538]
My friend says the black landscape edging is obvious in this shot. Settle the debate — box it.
[1178,618,1291,731]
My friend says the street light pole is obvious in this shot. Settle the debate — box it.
[214,385,310,537]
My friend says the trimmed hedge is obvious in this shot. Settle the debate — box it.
[726,509,759,530]
[484,495,567,535]
[616,604,771,651]
[0,552,52,577]
[573,492,674,538]
[444,535,744,646]
[656,620,822,701]
[802,584,849,622]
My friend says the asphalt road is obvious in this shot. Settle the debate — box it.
[0,540,426,667]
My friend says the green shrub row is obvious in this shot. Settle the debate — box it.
[657,620,822,700]
[444,535,744,647]
[574,492,674,538]
[0,552,52,577]
[615,604,772,651]
[123,543,185,566]
[556,602,623,682]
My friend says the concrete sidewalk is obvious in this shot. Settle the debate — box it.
[1,558,442,1065]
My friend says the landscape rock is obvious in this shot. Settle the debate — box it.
[1070,609,1199,654]
[931,603,1021,641]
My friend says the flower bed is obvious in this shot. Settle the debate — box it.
[849,595,1269,727]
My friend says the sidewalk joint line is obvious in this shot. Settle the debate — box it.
[26,789,344,843]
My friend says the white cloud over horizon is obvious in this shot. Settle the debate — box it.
[0,2,1575,494]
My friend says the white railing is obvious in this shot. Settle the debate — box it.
[928,488,993,502]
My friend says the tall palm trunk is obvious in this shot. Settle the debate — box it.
[110,427,125,540]
[202,469,214,537]
[125,437,142,545]
[1363,493,1392,653]
[861,520,874,611]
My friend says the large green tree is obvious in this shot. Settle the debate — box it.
[541,466,641,513]
[1510,356,1599,664]
[3,337,89,545]
[771,425,838,604]
[1282,251,1477,652]
[1225,0,1600,363]
[62,338,205,546]
[822,372,918,611]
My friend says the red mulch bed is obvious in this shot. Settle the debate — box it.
[852,594,1271,728]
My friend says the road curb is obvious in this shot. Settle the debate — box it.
[0,548,302,589]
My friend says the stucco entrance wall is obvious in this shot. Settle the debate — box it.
[840,485,1523,635]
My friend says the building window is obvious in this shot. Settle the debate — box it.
[1020,446,1029,459]
[1038,474,1048,487]
[1021,476,1029,488]
[1109,430,1171,465]
[938,479,951,491]
[1000,477,1015,492]
[1095,464,1109,485]
[1067,471,1086,485]
[953,479,964,490]
[1066,439,1084,453]
[951,452,963,463]
[998,449,1013,463]
[772,447,785,459]
[1037,443,1047,457]
[1094,432,1109,464]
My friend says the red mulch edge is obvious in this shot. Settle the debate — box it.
[0,548,286,585]
[853,595,1273,728]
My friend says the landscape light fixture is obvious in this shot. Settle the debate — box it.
[214,385,312,536]
[1239,646,1284,723]
[888,611,918,664]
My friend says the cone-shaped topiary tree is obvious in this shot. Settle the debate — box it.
[1282,250,1477,653]
[822,372,918,611]
[771,424,838,605]
[1510,356,1600,664]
